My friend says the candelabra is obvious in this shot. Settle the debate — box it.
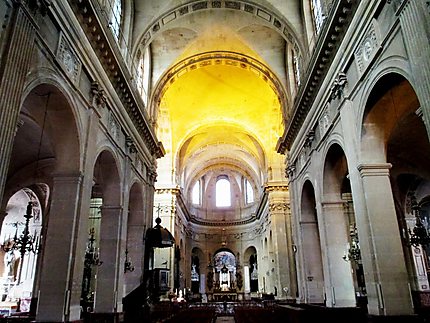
[124,248,134,273]
[1,202,40,284]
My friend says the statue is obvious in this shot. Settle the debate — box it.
[4,251,16,278]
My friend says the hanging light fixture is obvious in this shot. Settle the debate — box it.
[343,225,361,262]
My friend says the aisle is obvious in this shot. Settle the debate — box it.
[215,316,235,323]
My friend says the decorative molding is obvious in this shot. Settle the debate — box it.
[357,163,392,178]
[269,202,289,212]
[90,81,107,110]
[354,19,380,74]
[286,164,296,180]
[108,111,121,142]
[190,216,256,226]
[125,136,137,154]
[264,183,289,192]
[57,32,81,84]
[319,106,331,136]
[328,71,347,102]
[70,0,164,159]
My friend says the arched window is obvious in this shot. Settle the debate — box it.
[311,0,324,34]
[245,179,254,204]
[216,178,231,207]
[192,180,200,205]
[109,0,122,40]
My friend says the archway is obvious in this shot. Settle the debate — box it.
[89,150,122,314]
[2,82,81,321]
[124,182,145,295]
[322,143,356,307]
[363,73,430,312]
[244,246,258,294]
[300,180,324,304]
[0,188,42,313]
[213,249,236,294]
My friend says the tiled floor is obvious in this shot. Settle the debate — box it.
[215,316,235,322]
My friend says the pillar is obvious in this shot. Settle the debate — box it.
[321,201,356,307]
[36,174,83,322]
[358,163,413,315]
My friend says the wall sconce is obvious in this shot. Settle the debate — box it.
[124,248,134,273]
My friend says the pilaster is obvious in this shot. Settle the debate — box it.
[0,3,36,201]
[95,205,123,313]
[398,0,430,140]
[320,200,356,307]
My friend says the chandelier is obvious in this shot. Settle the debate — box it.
[84,228,102,267]
[343,225,361,262]
[1,202,40,255]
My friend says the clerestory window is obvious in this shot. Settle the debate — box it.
[192,180,200,205]
[245,179,254,204]
[216,178,231,207]
[108,0,122,40]
[311,0,324,34]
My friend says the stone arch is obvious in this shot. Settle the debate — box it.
[91,149,123,312]
[124,181,145,295]
[363,73,430,303]
[299,180,324,303]
[244,246,258,293]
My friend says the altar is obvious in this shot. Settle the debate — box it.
[212,292,237,302]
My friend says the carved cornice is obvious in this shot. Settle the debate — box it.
[269,202,289,212]
[264,183,289,192]
[277,0,359,153]
[70,0,164,159]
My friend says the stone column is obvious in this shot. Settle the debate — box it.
[0,4,36,201]
[267,186,297,299]
[36,174,83,322]
[321,201,356,307]
[94,205,123,313]
[398,0,430,139]
[358,163,413,315]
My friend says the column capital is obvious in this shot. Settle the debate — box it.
[357,163,392,178]
[52,172,84,184]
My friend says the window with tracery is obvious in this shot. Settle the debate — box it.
[311,0,324,34]
[216,177,231,207]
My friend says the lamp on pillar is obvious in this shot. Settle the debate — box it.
[408,198,430,247]
[124,248,134,273]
